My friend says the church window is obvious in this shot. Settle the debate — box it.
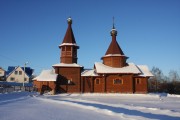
[136,78,141,84]
[113,78,123,84]
[66,46,71,51]
[95,78,100,84]
[62,47,65,51]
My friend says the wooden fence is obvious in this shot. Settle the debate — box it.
[0,82,37,93]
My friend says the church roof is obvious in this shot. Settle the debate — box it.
[52,63,83,68]
[136,65,154,77]
[95,62,140,74]
[105,24,125,56]
[105,38,125,55]
[81,69,99,76]
[61,17,76,44]
[33,69,57,81]
[94,62,153,77]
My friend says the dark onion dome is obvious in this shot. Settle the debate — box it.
[110,24,117,36]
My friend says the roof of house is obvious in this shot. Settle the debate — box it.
[0,67,5,77]
[61,17,76,45]
[33,69,57,81]
[52,63,83,68]
[6,66,34,78]
[0,67,5,71]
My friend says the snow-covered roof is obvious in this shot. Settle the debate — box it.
[94,62,153,77]
[95,62,141,74]
[52,63,83,68]
[103,54,127,57]
[33,69,57,81]
[136,65,154,77]
[59,43,78,47]
[81,69,99,76]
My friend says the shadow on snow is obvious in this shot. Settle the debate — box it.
[60,99,180,120]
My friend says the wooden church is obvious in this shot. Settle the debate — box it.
[33,17,153,95]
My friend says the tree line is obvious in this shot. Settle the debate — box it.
[148,67,180,94]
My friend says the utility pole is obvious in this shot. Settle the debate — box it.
[23,62,28,88]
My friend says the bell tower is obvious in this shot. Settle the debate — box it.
[59,17,79,64]
[53,17,82,93]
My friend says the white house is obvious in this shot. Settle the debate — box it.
[0,67,6,81]
[6,66,34,83]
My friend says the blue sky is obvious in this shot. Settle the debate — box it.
[0,0,180,75]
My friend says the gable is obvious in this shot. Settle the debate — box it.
[6,66,33,79]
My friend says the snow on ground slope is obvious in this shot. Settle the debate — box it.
[0,92,180,120]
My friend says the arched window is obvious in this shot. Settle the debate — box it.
[95,78,100,84]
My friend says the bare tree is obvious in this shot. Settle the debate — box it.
[169,70,180,83]
[168,70,180,94]
[149,67,164,92]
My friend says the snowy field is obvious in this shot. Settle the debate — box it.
[0,92,180,120]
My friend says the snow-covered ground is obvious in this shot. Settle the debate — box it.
[0,92,180,120]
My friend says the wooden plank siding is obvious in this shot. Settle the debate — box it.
[105,74,134,93]
[33,80,56,94]
[134,77,148,93]
[81,74,149,94]
[55,67,81,93]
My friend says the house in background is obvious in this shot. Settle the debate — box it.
[0,67,6,81]
[6,66,34,83]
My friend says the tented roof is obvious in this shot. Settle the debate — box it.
[105,37,125,56]
[60,18,76,45]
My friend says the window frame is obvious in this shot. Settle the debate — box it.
[62,47,65,51]
[113,78,123,85]
[135,78,141,84]
[14,71,18,75]
[24,78,27,81]
[10,77,15,81]
[95,78,100,84]
[66,46,71,51]
[19,71,22,75]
